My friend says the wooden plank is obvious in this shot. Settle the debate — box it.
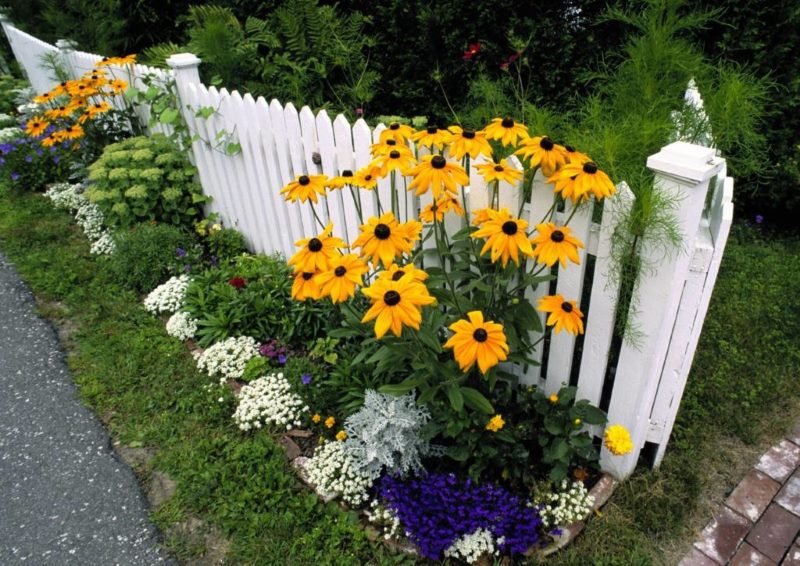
[269,99,306,245]
[332,113,362,243]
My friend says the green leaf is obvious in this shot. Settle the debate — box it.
[160,108,179,124]
[447,444,470,461]
[195,106,216,119]
[445,383,464,412]
[145,85,160,100]
[226,142,242,155]
[460,387,494,414]
[378,377,420,396]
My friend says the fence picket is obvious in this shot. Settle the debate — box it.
[352,118,377,224]
[268,99,306,244]
[283,102,318,235]
[315,110,349,243]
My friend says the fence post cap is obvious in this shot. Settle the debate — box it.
[166,53,201,69]
[55,39,78,51]
[646,141,723,183]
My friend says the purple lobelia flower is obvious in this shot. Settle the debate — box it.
[301,373,312,385]
[10,172,19,181]
[25,155,32,162]
[176,247,186,258]
[755,214,764,224]
[376,473,542,560]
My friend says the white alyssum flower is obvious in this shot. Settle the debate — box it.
[74,202,106,241]
[143,275,191,314]
[0,126,20,142]
[365,499,402,541]
[232,372,308,432]
[537,479,595,528]
[304,440,377,507]
[165,311,198,341]
[16,102,40,116]
[444,528,501,564]
[89,230,116,255]
[44,182,87,212]
[194,335,259,383]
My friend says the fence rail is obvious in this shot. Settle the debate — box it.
[1,18,735,480]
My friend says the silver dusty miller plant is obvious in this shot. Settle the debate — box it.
[343,390,440,476]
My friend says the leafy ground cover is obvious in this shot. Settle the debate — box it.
[1,183,798,565]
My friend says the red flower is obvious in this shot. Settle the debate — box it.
[228,277,247,289]
[500,50,523,70]
[463,42,481,61]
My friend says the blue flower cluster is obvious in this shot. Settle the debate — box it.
[377,472,542,560]
[0,124,71,186]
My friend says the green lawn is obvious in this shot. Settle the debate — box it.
[1,186,798,565]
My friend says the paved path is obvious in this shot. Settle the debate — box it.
[0,252,171,565]
[680,424,800,565]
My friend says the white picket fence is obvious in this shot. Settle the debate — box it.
[1,19,735,480]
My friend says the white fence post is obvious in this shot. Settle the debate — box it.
[166,53,201,108]
[601,141,725,479]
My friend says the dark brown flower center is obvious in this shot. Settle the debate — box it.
[386,139,397,146]
[383,290,401,306]
[501,117,514,128]
[431,155,447,169]
[60,82,68,87]
[342,170,353,177]
[473,328,488,342]
[33,122,40,128]
[391,270,406,281]
[308,238,323,252]
[389,150,401,159]
[334,266,347,277]
[374,223,391,239]
[390,122,400,130]
[550,230,565,242]
[565,145,576,152]
[298,175,310,185]
[502,221,518,235]
[302,272,314,280]
[462,129,476,139]
[561,302,573,313]
[540,137,554,150]
[364,174,373,181]
[583,162,598,174]
[494,165,504,172]
[426,126,438,134]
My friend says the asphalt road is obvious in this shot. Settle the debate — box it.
[0,252,172,565]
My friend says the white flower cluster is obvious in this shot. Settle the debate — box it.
[74,202,106,241]
[44,182,87,212]
[89,231,116,255]
[304,440,378,507]
[194,335,260,383]
[444,528,502,564]
[365,499,402,541]
[16,102,40,117]
[165,311,198,341]
[232,372,308,431]
[0,126,20,142]
[143,274,191,314]
[537,480,595,528]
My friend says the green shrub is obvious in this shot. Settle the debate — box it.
[86,134,207,229]
[206,226,248,262]
[0,74,28,114]
[106,223,198,293]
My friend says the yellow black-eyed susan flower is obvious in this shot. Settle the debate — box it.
[291,271,323,301]
[444,310,509,374]
[408,155,469,200]
[411,125,452,149]
[548,162,616,202]
[314,254,368,303]
[361,272,435,339]
[530,223,584,268]
[326,169,355,190]
[373,149,417,177]
[25,117,49,137]
[288,223,347,273]
[483,117,528,146]
[475,158,523,185]
[537,294,584,335]
[379,122,415,144]
[352,165,379,190]
[351,212,420,267]
[563,144,591,165]
[514,136,567,176]
[447,125,492,160]
[419,195,465,223]
[471,208,534,267]
[376,263,429,284]
[280,173,328,203]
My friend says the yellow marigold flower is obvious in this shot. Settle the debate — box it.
[444,310,509,374]
[352,165,379,190]
[291,271,322,301]
[379,121,416,144]
[419,195,464,223]
[475,158,523,185]
[288,223,347,273]
[411,125,452,149]
[326,169,355,190]
[537,294,585,335]
[549,393,559,404]
[483,117,529,146]
[312,414,322,423]
[336,430,347,441]
[486,414,505,432]
[324,416,336,429]
[361,272,435,339]
[351,212,420,267]
[372,149,417,177]
[514,136,567,176]
[315,254,368,303]
[376,263,429,284]
[548,162,616,202]
[471,207,495,226]
[447,125,492,160]
[563,144,592,165]
[530,223,584,268]
[604,424,633,456]
[370,138,412,157]
[471,208,534,267]
[408,155,469,200]
[25,117,49,137]
[280,173,328,204]
[33,91,55,104]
